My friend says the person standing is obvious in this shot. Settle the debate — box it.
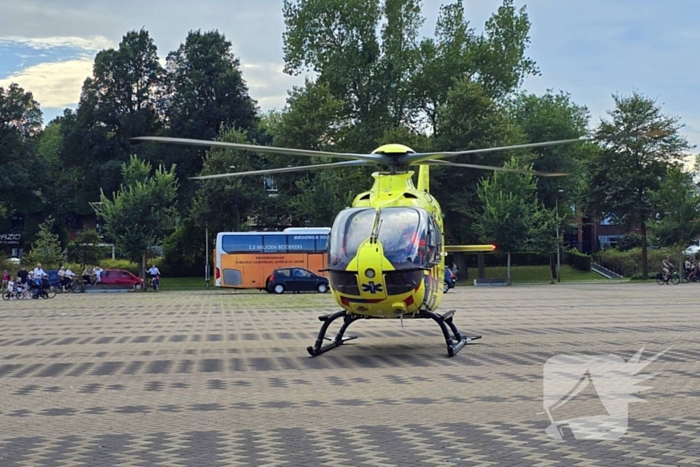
[2,270,9,290]
[17,266,29,285]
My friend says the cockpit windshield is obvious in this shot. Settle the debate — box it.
[329,206,430,270]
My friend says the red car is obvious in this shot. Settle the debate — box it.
[100,269,144,289]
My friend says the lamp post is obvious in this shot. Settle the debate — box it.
[556,189,564,283]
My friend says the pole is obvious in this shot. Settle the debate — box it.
[205,226,210,289]
[556,196,561,283]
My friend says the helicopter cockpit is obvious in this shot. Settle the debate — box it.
[328,206,439,270]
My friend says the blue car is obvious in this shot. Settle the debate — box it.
[444,267,456,293]
[266,267,329,294]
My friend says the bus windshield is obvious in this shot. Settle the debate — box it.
[329,207,429,269]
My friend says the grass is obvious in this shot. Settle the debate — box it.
[457,265,607,285]
[156,264,606,291]
[157,277,216,291]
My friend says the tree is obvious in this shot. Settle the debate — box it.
[92,156,178,283]
[648,166,700,249]
[586,92,691,278]
[67,229,104,269]
[57,29,166,214]
[0,83,46,220]
[24,216,63,267]
[474,157,538,285]
[164,29,259,206]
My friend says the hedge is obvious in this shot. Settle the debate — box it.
[565,249,592,272]
[594,247,679,277]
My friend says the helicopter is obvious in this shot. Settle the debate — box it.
[133,130,663,357]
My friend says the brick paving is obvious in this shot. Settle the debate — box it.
[0,283,697,466]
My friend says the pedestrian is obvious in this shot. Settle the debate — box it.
[17,266,28,285]
[2,270,8,290]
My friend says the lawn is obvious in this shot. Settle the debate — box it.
[157,277,218,291]
[457,264,607,285]
[158,265,607,291]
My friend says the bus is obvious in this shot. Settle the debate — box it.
[214,228,330,289]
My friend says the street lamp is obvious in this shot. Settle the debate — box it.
[556,189,564,283]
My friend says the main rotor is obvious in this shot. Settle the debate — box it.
[131,130,667,180]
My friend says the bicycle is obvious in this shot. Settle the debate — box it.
[657,269,680,285]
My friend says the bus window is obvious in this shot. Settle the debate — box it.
[289,235,316,252]
[263,235,287,253]
[316,235,328,251]
[222,234,263,253]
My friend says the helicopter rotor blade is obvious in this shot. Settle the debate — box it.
[405,130,669,164]
[190,160,371,180]
[132,136,385,163]
[423,159,568,177]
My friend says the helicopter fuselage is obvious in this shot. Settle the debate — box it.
[327,168,446,319]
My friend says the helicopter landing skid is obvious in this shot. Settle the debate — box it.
[307,311,364,356]
[307,309,480,357]
[418,309,481,357]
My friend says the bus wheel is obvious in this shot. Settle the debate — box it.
[274,284,285,294]
[317,283,328,293]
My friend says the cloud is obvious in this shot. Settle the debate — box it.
[0,58,92,108]
[0,35,114,51]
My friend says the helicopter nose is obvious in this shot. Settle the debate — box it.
[356,242,388,300]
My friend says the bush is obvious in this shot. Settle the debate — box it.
[565,249,591,271]
[98,259,139,275]
[616,233,643,251]
[594,247,677,277]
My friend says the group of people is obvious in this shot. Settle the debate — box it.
[661,255,700,282]
[2,263,51,297]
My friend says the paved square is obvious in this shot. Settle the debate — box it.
[0,283,697,466]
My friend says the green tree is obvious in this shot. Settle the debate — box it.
[164,30,259,206]
[67,229,104,269]
[58,29,166,214]
[0,83,46,222]
[648,166,700,249]
[24,216,63,267]
[92,156,178,283]
[474,158,538,285]
[586,92,691,278]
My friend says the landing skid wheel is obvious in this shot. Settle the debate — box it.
[306,309,480,357]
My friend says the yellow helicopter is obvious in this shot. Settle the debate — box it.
[132,133,643,356]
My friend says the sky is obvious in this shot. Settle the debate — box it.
[1,0,698,161]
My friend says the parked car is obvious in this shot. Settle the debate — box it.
[100,269,144,289]
[266,267,329,294]
[444,267,456,293]
[684,244,700,256]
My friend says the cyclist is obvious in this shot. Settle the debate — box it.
[662,256,675,282]
[147,264,161,291]
[684,257,696,282]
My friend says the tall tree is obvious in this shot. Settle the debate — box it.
[59,29,166,211]
[0,83,46,232]
[474,158,538,285]
[411,0,538,134]
[164,29,259,205]
[92,156,178,283]
[586,92,691,278]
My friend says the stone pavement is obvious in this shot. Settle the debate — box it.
[0,283,698,466]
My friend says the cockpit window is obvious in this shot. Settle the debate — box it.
[328,206,430,270]
[377,208,428,269]
[329,208,375,268]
